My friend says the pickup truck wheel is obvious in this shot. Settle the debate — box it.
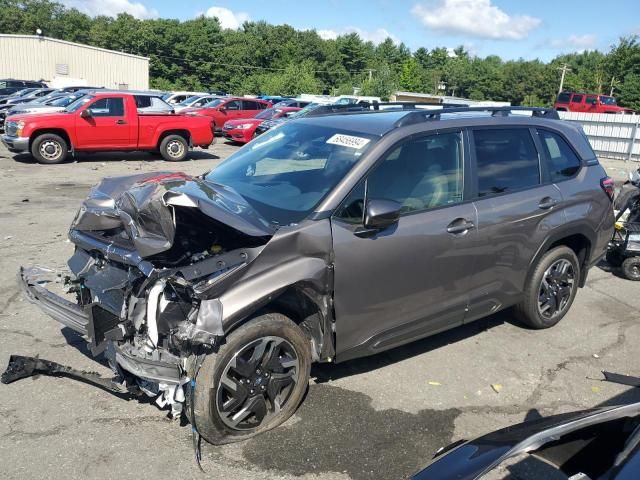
[31,134,68,164]
[513,246,580,329]
[159,135,188,161]
[192,313,311,445]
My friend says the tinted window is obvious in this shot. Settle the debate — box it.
[89,97,125,116]
[557,92,571,103]
[586,95,597,105]
[571,94,583,103]
[538,130,581,181]
[242,100,259,110]
[134,96,152,108]
[225,100,241,110]
[365,132,464,215]
[473,128,540,197]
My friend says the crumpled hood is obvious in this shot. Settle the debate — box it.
[71,172,275,258]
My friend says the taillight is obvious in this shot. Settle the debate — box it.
[601,176,615,201]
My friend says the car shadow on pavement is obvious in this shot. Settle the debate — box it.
[10,149,219,164]
[312,310,516,384]
[240,382,461,480]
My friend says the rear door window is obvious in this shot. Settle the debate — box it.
[586,95,597,105]
[472,128,540,197]
[571,94,583,103]
[225,100,241,110]
[242,100,259,110]
[538,130,581,182]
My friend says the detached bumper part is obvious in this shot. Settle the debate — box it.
[1,355,133,396]
[18,266,89,336]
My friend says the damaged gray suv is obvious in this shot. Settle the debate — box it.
[15,106,614,444]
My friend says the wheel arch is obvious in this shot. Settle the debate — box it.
[156,129,191,148]
[528,225,595,288]
[30,128,73,152]
[222,283,335,363]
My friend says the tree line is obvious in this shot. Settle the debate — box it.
[2,0,640,109]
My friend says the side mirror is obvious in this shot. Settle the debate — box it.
[80,109,91,119]
[363,199,402,230]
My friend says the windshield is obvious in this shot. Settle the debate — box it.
[179,95,201,106]
[65,95,93,112]
[52,95,81,107]
[205,122,376,225]
[600,96,617,105]
[204,99,224,108]
[255,108,278,120]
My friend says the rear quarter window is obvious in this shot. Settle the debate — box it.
[538,130,582,181]
[557,92,571,103]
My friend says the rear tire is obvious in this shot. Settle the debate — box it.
[31,133,68,164]
[514,246,580,329]
[159,134,188,162]
[622,257,640,281]
[192,312,311,445]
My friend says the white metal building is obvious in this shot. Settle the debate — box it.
[0,34,149,90]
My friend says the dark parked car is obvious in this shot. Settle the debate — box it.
[413,400,640,479]
[0,79,47,98]
[14,106,614,445]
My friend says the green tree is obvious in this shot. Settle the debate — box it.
[618,74,640,110]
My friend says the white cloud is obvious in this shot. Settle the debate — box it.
[548,34,597,51]
[411,0,541,40]
[60,0,158,19]
[204,6,250,30]
[318,27,399,45]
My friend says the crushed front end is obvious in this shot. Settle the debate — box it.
[15,171,273,417]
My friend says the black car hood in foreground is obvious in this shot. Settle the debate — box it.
[412,402,640,479]
[71,172,275,258]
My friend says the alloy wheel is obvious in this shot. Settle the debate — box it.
[537,258,575,319]
[216,336,299,431]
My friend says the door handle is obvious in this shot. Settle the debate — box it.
[538,197,558,210]
[446,218,475,234]
[116,119,127,125]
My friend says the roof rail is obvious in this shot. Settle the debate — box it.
[307,101,468,117]
[394,106,559,127]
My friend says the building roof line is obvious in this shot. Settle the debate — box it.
[0,34,149,61]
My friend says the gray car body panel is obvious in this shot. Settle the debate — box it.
[17,110,614,372]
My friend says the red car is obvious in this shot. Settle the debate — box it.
[1,92,214,164]
[183,97,272,133]
[554,91,634,114]
[221,106,301,143]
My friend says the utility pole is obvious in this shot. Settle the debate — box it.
[368,69,374,82]
[557,63,571,94]
[610,76,616,96]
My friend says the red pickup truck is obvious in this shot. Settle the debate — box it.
[554,91,634,114]
[1,92,214,164]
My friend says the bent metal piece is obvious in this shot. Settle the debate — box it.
[1,355,135,396]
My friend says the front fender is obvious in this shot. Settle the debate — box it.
[216,219,334,333]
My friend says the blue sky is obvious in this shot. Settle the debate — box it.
[62,0,640,61]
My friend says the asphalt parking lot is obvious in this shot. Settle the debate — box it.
[0,143,639,480]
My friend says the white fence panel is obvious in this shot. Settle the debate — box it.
[558,111,640,162]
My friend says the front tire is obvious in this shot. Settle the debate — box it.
[31,133,68,164]
[193,312,311,445]
[514,246,580,329]
[622,257,640,281]
[159,134,188,162]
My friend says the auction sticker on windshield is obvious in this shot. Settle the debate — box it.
[326,133,370,149]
